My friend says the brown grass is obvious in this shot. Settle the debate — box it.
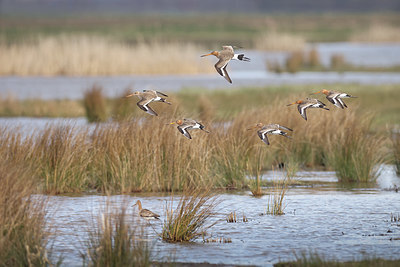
[253,31,306,52]
[0,160,55,266]
[0,35,213,76]
[0,92,389,194]
[84,85,108,123]
[82,200,151,266]
[350,23,400,42]
[162,187,219,242]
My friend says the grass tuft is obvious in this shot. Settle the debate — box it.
[84,85,108,123]
[162,188,219,242]
[82,201,151,267]
[0,160,57,266]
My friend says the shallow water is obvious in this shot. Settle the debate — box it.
[1,43,400,100]
[46,167,400,266]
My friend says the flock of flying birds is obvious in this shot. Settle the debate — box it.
[125,45,357,146]
[127,45,357,219]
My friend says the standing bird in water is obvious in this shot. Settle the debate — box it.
[287,98,329,121]
[125,90,171,116]
[310,89,357,109]
[247,123,293,145]
[133,200,160,220]
[201,45,250,84]
[168,119,210,139]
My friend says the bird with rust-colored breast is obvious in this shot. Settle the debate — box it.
[133,200,160,220]
[247,123,293,145]
[125,90,171,116]
[201,45,250,84]
[310,89,357,109]
[287,98,329,121]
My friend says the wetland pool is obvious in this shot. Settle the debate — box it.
[46,167,400,266]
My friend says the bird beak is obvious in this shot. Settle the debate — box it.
[125,93,134,98]
[247,125,257,131]
[201,53,213,57]
[286,102,296,106]
[310,91,321,95]
[167,122,176,125]
[132,203,137,207]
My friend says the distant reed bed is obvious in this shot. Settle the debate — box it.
[0,35,213,76]
[350,23,400,42]
[253,31,306,52]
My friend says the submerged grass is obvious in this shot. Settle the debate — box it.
[162,188,219,242]
[82,201,151,267]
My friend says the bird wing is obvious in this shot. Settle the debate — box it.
[199,123,210,133]
[222,46,234,53]
[141,209,160,219]
[257,130,270,145]
[337,97,347,108]
[178,125,192,139]
[298,104,310,121]
[278,125,293,131]
[137,99,158,116]
[215,58,230,75]
[156,91,168,97]
[221,65,232,84]
[327,94,343,109]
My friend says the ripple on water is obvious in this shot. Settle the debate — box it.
[44,170,400,266]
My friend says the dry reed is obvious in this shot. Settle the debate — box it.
[0,35,213,76]
[84,85,108,123]
[253,31,306,52]
[0,160,56,266]
[162,188,219,242]
[350,23,400,42]
[0,91,388,193]
[266,175,289,216]
[82,201,151,266]
[392,132,400,176]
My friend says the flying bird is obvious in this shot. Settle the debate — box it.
[287,98,329,121]
[169,119,210,139]
[310,89,357,109]
[201,45,250,84]
[247,123,293,145]
[125,90,171,116]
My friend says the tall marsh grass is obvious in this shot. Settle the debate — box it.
[84,85,108,123]
[162,188,219,242]
[350,23,400,42]
[0,35,212,76]
[0,161,55,266]
[392,132,400,176]
[0,89,389,193]
[326,114,385,183]
[82,202,151,267]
